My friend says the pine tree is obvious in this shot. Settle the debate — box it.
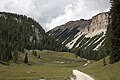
[108,0,120,63]
[24,53,28,64]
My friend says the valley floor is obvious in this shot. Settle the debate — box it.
[0,50,86,80]
[0,50,120,80]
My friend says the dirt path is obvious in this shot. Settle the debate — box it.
[71,70,94,80]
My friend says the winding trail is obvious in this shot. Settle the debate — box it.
[71,70,94,80]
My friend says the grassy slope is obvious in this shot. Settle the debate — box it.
[82,57,120,80]
[0,50,86,80]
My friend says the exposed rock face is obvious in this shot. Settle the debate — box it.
[85,12,109,38]
[49,19,91,37]
[48,12,109,51]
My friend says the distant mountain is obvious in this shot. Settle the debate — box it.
[47,12,109,60]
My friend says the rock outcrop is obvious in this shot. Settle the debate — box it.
[47,12,109,51]
[85,12,109,38]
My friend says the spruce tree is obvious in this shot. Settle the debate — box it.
[107,0,120,63]
[24,53,28,64]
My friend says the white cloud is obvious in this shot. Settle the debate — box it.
[46,0,110,31]
[0,0,41,20]
[0,0,110,31]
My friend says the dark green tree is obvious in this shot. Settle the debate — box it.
[107,0,120,63]
[24,53,28,64]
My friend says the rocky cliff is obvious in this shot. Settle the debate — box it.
[85,12,108,38]
[48,12,109,58]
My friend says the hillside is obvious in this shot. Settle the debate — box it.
[82,57,120,80]
[0,12,68,62]
[48,12,109,60]
[0,12,45,61]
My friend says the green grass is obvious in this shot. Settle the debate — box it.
[0,51,120,80]
[82,57,120,80]
[0,50,86,80]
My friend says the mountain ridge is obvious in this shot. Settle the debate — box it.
[48,12,109,60]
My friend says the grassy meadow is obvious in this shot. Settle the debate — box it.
[0,50,86,80]
[0,50,120,80]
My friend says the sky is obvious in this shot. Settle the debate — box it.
[0,0,110,31]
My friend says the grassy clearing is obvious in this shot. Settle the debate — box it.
[82,57,120,80]
[0,50,120,80]
[0,50,86,80]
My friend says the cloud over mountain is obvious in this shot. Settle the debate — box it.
[0,0,110,31]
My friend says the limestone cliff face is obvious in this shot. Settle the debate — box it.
[91,12,108,30]
[48,12,109,50]
[84,12,109,37]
